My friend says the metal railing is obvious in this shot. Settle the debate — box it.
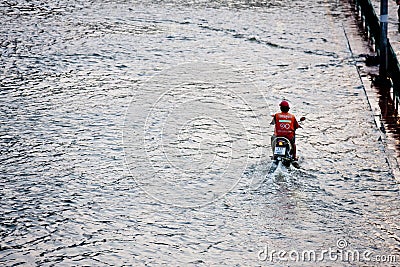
[353,0,400,112]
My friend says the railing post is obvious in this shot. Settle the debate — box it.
[379,0,389,81]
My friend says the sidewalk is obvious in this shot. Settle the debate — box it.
[371,0,400,56]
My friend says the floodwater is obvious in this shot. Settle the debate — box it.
[1,0,400,266]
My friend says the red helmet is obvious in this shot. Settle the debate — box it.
[279,100,290,108]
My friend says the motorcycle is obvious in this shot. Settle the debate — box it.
[270,116,305,169]
[271,136,295,168]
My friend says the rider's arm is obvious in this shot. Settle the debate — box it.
[270,115,276,125]
[294,117,301,129]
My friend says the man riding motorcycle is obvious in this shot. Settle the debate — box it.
[270,100,302,163]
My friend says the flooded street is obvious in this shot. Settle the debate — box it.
[1,0,400,266]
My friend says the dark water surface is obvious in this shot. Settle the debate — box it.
[1,0,400,266]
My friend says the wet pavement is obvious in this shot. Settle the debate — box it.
[1,0,400,266]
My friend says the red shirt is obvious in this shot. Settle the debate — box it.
[273,112,300,140]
